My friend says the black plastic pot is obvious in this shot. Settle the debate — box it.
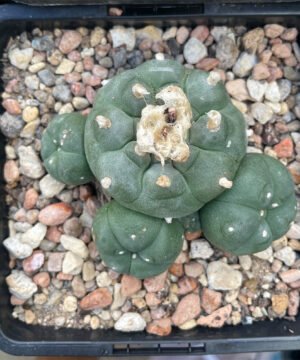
[0,1,300,356]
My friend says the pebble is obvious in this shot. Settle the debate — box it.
[22,250,45,273]
[4,160,19,183]
[6,270,37,300]
[96,271,112,288]
[264,24,285,38]
[278,79,292,101]
[2,98,21,115]
[242,28,265,53]
[90,27,106,47]
[246,79,268,102]
[39,174,65,198]
[0,112,24,138]
[162,26,177,41]
[59,30,82,54]
[62,251,84,275]
[176,26,189,44]
[52,84,72,102]
[33,272,50,288]
[196,58,219,71]
[183,38,207,65]
[207,261,242,291]
[111,46,127,68]
[63,295,78,312]
[18,145,45,179]
[271,293,289,316]
[3,234,33,259]
[38,69,56,86]
[284,66,300,81]
[146,318,172,336]
[20,223,46,249]
[47,252,65,272]
[71,276,86,298]
[60,234,89,259]
[232,52,257,77]
[111,284,126,310]
[216,36,239,69]
[265,81,281,103]
[281,28,298,41]
[225,79,250,101]
[82,261,95,282]
[144,271,167,292]
[189,239,214,259]
[251,102,274,124]
[197,304,232,328]
[279,269,300,283]
[121,275,142,297]
[274,137,294,158]
[201,288,222,314]
[32,35,54,51]
[211,26,233,42]
[171,293,201,326]
[8,47,33,70]
[72,97,89,110]
[190,25,209,42]
[288,290,299,316]
[63,217,82,238]
[110,26,136,51]
[135,26,162,41]
[272,43,292,59]
[286,223,300,239]
[55,58,76,75]
[252,63,270,81]
[38,202,73,226]
[114,312,146,332]
[274,246,296,266]
[29,62,45,73]
[24,309,36,325]
[79,288,113,310]
[184,262,204,278]
[177,276,198,295]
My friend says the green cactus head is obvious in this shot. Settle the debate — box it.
[199,154,297,255]
[85,59,247,218]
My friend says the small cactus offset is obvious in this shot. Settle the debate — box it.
[40,59,297,279]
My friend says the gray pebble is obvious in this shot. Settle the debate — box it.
[111,46,127,68]
[232,52,257,78]
[18,145,45,179]
[25,75,40,90]
[127,50,144,68]
[278,79,292,101]
[216,36,239,69]
[99,57,113,68]
[72,97,89,110]
[32,35,54,52]
[0,112,24,138]
[52,85,72,103]
[3,234,33,259]
[183,38,207,64]
[38,69,56,86]
[207,261,242,291]
[284,67,300,81]
[251,102,274,124]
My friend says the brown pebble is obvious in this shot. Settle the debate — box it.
[146,318,172,336]
[201,288,222,314]
[174,251,189,264]
[121,274,142,297]
[108,6,123,16]
[169,263,183,277]
[225,79,250,101]
[14,208,26,222]
[57,272,73,281]
[190,25,209,42]
[24,188,39,210]
[71,82,85,97]
[177,276,198,295]
[2,98,21,115]
[63,217,82,238]
[68,50,81,62]
[176,26,189,44]
[22,250,44,273]
[64,72,81,83]
[59,30,82,54]
[144,271,167,293]
[38,202,73,226]
[252,63,270,80]
[280,269,300,283]
[284,55,298,67]
[289,280,300,289]
[79,288,112,310]
[288,290,299,316]
[271,293,289,316]
[171,293,201,326]
[184,262,204,278]
[242,27,264,53]
[185,230,202,241]
[264,24,285,38]
[46,226,62,243]
[267,66,283,81]
[33,272,50,288]
[151,307,166,320]
[47,252,65,272]
[289,239,300,251]
[145,293,162,307]
[281,28,298,41]
[10,295,26,305]
[259,49,273,64]
[85,86,96,104]
[273,137,293,158]
[272,43,292,59]
[197,304,232,328]
[4,160,19,184]
[196,58,219,71]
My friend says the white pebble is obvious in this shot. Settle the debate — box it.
[114,313,146,332]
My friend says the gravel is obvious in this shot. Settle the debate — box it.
[1,23,300,335]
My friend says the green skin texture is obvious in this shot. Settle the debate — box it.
[199,154,297,256]
[41,113,94,186]
[85,59,247,219]
[179,212,201,234]
[92,201,184,279]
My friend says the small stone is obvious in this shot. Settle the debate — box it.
[251,102,273,124]
[110,26,136,51]
[6,270,37,300]
[121,275,142,297]
[288,290,299,316]
[274,246,296,266]
[232,52,257,77]
[284,66,300,81]
[4,160,19,183]
[207,261,242,291]
[184,262,204,278]
[145,293,162,307]
[265,81,281,103]
[246,79,268,102]
[55,58,76,75]
[82,261,95,282]
[272,293,289,316]
[289,239,300,251]
[185,230,202,241]
[197,304,232,328]
[264,24,285,38]
[191,25,209,42]
[146,318,172,336]
[90,27,106,47]
[111,46,127,68]
[33,272,50,288]
[22,250,44,273]
[144,271,167,292]
[239,255,252,271]
[136,26,162,41]
[52,84,72,102]
[189,239,214,259]
[28,62,45,74]
[9,47,33,70]
[0,112,24,138]
[201,288,222,314]
[62,251,84,275]
[254,246,273,260]
[24,309,36,325]
[3,234,33,259]
[178,276,198,295]
[216,36,239,70]
[162,26,177,41]
[281,28,298,41]
[32,35,54,51]
[176,26,189,44]
[272,43,292,59]
[171,293,201,326]
[274,137,293,158]
[252,63,270,80]
[178,319,197,330]
[96,272,112,288]
[47,252,65,272]
[183,38,207,64]
[38,202,73,226]
[72,97,89,110]
[114,312,146,332]
[63,295,78,312]
[279,269,300,283]
[111,283,126,310]
[80,288,112,310]
[278,79,292,101]
[59,30,82,54]
[2,98,21,115]
[38,69,56,86]
[211,26,233,42]
[63,217,82,238]
[71,276,86,298]
[196,58,220,71]
[286,223,300,239]
[242,28,265,53]
[225,79,250,101]
[60,234,89,259]
[18,145,44,179]
[39,174,65,198]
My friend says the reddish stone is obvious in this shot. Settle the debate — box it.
[38,202,73,226]
[171,293,201,326]
[2,98,21,115]
[145,293,162,307]
[64,72,81,83]
[268,66,283,81]
[83,56,94,71]
[252,63,270,80]
[272,43,292,59]
[67,50,81,62]
[289,280,300,289]
[177,276,198,295]
[146,318,172,336]
[5,79,19,93]
[57,272,73,281]
[144,271,167,292]
[46,226,62,243]
[281,28,298,41]
[190,25,209,42]
[184,262,204,278]
[288,290,300,316]
[197,304,232,328]
[169,263,183,277]
[79,288,112,310]
[82,73,101,87]
[259,49,273,64]
[274,137,294,158]
[71,82,85,96]
[59,30,82,54]
[10,295,26,305]
[24,188,39,210]
[196,58,219,71]
[279,269,300,283]
[4,160,19,184]
[14,208,26,222]
[264,24,285,38]
[79,185,93,201]
[174,251,189,264]
[33,272,50,288]
[47,252,65,272]
[121,274,142,297]
[85,86,96,104]
[201,288,222,314]
[150,307,166,320]
[92,65,108,79]
[23,251,45,273]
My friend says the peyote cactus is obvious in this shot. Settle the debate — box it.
[199,154,297,255]
[41,113,94,185]
[84,59,247,218]
[92,201,184,279]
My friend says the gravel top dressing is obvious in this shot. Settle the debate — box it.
[1,24,300,336]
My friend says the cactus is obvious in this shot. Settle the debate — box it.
[41,113,94,185]
[199,154,297,255]
[92,201,184,279]
[85,59,247,218]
